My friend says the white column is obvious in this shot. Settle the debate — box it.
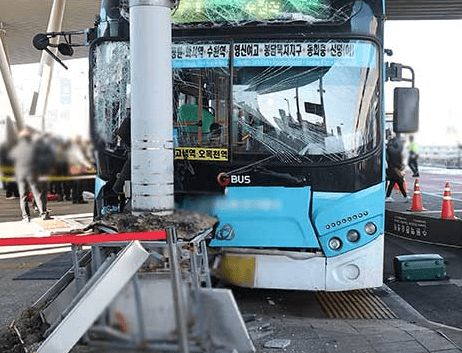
[30,0,66,129]
[129,0,174,215]
[0,35,24,131]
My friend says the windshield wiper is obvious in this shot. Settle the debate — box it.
[258,166,307,186]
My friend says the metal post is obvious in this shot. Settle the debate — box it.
[190,228,213,287]
[129,0,176,215]
[0,34,24,131]
[132,275,146,344]
[189,244,200,290]
[91,245,108,327]
[166,227,190,353]
[71,245,85,291]
[200,240,212,288]
[0,23,8,64]
[29,0,66,129]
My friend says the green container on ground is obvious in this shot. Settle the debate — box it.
[394,254,446,282]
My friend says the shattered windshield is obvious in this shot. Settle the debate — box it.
[173,40,380,164]
[91,40,379,165]
[172,0,356,24]
[91,41,130,146]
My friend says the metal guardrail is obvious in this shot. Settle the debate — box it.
[9,225,254,353]
[418,145,462,169]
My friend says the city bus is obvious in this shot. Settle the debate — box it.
[89,0,418,291]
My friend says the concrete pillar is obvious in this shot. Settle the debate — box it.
[129,0,175,215]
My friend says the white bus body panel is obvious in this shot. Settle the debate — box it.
[218,234,383,291]
[255,255,326,290]
[325,234,384,291]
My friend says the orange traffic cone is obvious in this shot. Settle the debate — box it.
[410,179,424,212]
[441,182,455,219]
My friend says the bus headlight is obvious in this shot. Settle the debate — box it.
[328,237,342,251]
[364,222,377,235]
[346,229,360,242]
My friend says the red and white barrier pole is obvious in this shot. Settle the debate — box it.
[0,230,166,247]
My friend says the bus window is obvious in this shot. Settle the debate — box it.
[231,40,380,163]
[173,67,230,149]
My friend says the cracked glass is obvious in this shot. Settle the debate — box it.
[173,39,380,164]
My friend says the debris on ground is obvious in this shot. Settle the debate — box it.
[99,209,218,239]
[0,210,219,352]
[246,317,274,342]
[0,308,48,353]
[264,338,291,349]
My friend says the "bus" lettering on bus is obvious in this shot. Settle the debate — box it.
[230,175,251,184]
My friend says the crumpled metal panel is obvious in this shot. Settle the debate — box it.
[37,241,149,353]
[199,287,256,353]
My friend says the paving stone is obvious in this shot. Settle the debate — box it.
[258,338,325,353]
[372,340,428,353]
[323,337,376,353]
[387,320,433,332]
[309,319,361,335]
[364,330,415,344]
[348,319,408,333]
[407,330,458,351]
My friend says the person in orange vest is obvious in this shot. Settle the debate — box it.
[408,135,419,177]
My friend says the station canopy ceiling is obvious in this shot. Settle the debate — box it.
[0,0,462,66]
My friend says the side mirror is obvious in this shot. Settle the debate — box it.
[393,87,419,133]
[58,43,74,56]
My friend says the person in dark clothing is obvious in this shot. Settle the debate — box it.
[5,182,19,199]
[385,136,408,202]
[0,144,19,199]
[9,128,52,222]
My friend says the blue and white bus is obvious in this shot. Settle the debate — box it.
[90,0,418,291]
